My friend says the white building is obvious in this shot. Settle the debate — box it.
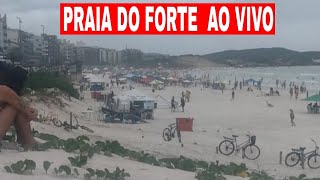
[99,48,108,63]
[60,39,76,63]
[31,35,43,55]
[105,49,122,65]
[7,28,19,48]
[0,14,8,54]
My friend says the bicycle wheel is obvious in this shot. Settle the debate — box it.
[163,128,172,141]
[219,140,235,155]
[308,154,320,169]
[52,119,63,127]
[285,152,300,167]
[244,144,260,160]
[80,125,94,133]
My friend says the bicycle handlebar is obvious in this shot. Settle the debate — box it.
[311,139,318,148]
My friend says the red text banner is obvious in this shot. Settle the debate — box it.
[60,3,275,35]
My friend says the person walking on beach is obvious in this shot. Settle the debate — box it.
[171,96,176,111]
[289,87,293,98]
[290,109,296,127]
[232,90,235,100]
[180,97,185,112]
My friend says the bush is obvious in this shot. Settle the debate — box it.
[25,72,79,99]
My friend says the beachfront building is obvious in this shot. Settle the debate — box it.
[105,49,122,65]
[0,14,8,55]
[60,39,76,63]
[7,28,34,60]
[76,46,100,65]
[121,48,143,64]
[42,34,60,65]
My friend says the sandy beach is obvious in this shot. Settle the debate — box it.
[1,73,319,180]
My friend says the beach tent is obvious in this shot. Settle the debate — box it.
[304,94,320,102]
[115,89,156,111]
[126,73,135,78]
[167,77,179,81]
[150,80,164,85]
[92,68,100,74]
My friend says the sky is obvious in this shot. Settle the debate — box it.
[0,0,320,55]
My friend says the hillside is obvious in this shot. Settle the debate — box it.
[202,48,320,66]
[138,48,320,67]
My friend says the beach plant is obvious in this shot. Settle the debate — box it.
[43,161,53,174]
[107,167,131,180]
[25,71,80,99]
[4,159,36,174]
[58,165,72,175]
[83,167,130,180]
[33,133,258,179]
[73,168,80,177]
[249,171,274,180]
[24,159,36,173]
[68,155,88,167]
[95,169,106,178]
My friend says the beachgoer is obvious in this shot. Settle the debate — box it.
[289,88,293,98]
[180,97,185,112]
[290,109,295,127]
[171,96,176,111]
[232,90,235,100]
[0,62,38,150]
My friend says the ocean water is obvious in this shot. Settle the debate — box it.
[189,66,320,94]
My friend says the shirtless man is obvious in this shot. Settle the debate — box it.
[0,63,38,150]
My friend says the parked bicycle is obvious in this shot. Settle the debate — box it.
[36,112,63,127]
[163,123,177,141]
[219,133,260,160]
[63,115,94,133]
[285,139,320,169]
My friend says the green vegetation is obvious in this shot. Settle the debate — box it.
[25,72,79,99]
[4,159,36,174]
[84,167,130,180]
[202,48,320,66]
[6,132,317,179]
[43,161,53,174]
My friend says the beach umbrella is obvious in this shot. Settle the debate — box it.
[126,73,134,78]
[303,94,320,102]
[168,77,178,81]
[150,80,163,85]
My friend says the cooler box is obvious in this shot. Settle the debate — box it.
[176,118,193,132]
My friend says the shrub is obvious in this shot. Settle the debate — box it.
[25,72,79,99]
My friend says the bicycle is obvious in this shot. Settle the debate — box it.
[219,133,260,160]
[285,139,320,169]
[163,123,177,141]
[171,102,179,112]
[36,112,63,127]
[63,115,94,133]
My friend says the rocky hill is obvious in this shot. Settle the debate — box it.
[202,47,320,66]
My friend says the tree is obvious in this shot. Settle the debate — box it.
[7,47,23,64]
